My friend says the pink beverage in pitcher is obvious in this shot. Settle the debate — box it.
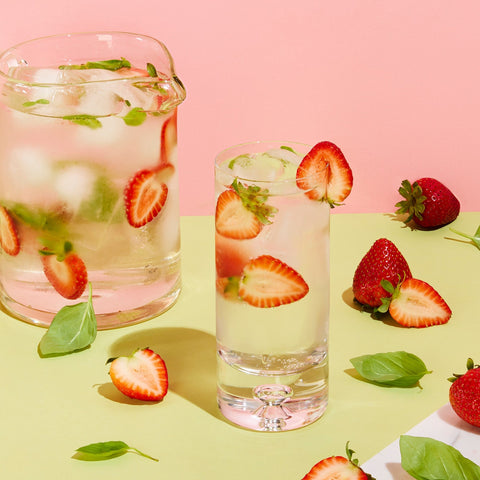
[0,33,186,329]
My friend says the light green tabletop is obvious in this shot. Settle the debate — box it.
[1,212,479,479]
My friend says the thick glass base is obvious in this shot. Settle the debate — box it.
[217,354,328,431]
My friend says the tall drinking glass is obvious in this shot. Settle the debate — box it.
[215,141,330,431]
[0,32,186,329]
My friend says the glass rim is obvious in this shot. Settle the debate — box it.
[215,140,324,186]
[0,31,177,87]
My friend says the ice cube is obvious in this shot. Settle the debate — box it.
[8,147,54,186]
[54,164,97,213]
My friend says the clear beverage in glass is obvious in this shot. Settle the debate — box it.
[215,141,329,431]
[0,32,186,329]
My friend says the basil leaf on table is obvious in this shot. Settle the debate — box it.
[400,435,480,479]
[38,284,96,357]
[350,351,431,387]
[74,441,158,462]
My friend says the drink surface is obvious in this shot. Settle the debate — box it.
[0,63,182,328]
[215,143,330,430]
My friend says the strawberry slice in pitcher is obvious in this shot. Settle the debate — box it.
[124,168,168,228]
[0,206,20,256]
[41,249,88,300]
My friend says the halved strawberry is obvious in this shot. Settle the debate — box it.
[160,110,177,165]
[296,141,353,206]
[108,348,168,402]
[215,190,262,239]
[302,444,372,479]
[124,168,168,228]
[0,206,20,256]
[388,278,452,328]
[238,255,309,308]
[41,250,88,300]
[215,179,277,240]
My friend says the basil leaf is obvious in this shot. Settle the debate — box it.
[78,175,121,222]
[63,114,102,129]
[147,63,158,77]
[38,284,96,357]
[350,351,431,387]
[8,203,68,234]
[74,441,158,462]
[400,435,480,479]
[23,98,50,107]
[123,107,147,126]
[59,57,131,71]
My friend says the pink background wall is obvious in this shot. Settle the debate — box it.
[1,1,478,216]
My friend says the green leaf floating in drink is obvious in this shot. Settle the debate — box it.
[62,114,103,129]
[59,57,132,71]
[38,283,97,357]
[22,98,50,107]
[146,63,158,77]
[400,435,480,479]
[231,178,278,225]
[350,351,431,387]
[74,440,158,462]
[123,107,147,126]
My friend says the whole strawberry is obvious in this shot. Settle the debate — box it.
[395,178,460,228]
[352,238,412,308]
[449,358,480,428]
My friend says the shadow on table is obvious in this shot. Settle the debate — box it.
[98,327,222,420]
[341,287,402,328]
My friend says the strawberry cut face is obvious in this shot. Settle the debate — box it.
[41,251,88,300]
[124,168,168,228]
[296,141,353,206]
[302,455,370,480]
[388,278,452,328]
[238,255,309,308]
[0,206,20,256]
[108,348,168,402]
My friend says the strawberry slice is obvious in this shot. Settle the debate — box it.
[388,278,452,328]
[296,141,353,206]
[160,110,177,165]
[41,250,88,300]
[0,206,20,256]
[238,255,309,308]
[108,348,168,402]
[215,179,277,240]
[302,444,372,479]
[215,190,262,239]
[124,168,168,228]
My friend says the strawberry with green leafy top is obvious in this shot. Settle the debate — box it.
[0,206,20,256]
[296,141,353,206]
[379,277,452,328]
[215,178,277,240]
[449,358,480,428]
[302,443,375,480]
[352,238,412,308]
[395,178,460,228]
